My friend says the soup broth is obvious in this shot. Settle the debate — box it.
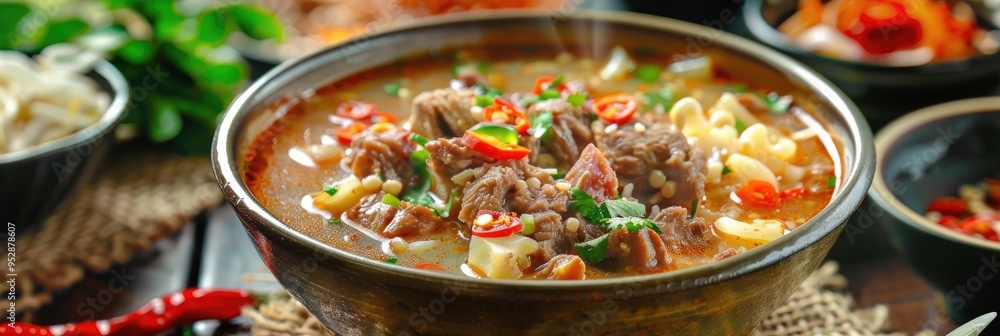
[245,46,839,280]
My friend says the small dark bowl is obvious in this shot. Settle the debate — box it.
[0,61,129,230]
[214,10,874,335]
[741,0,1000,97]
[868,97,1000,327]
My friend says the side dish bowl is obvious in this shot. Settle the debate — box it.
[213,11,874,335]
[741,0,1000,97]
[869,97,1000,326]
[0,60,129,230]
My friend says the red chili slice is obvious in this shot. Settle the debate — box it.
[336,122,368,146]
[736,179,780,208]
[531,75,567,95]
[471,210,524,238]
[461,130,531,160]
[594,94,638,126]
[335,101,376,120]
[483,97,529,134]
[926,197,968,217]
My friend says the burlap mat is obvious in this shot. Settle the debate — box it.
[7,144,223,314]
[244,262,919,336]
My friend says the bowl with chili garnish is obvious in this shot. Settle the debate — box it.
[213,10,873,335]
[0,47,129,230]
[869,97,1000,326]
[742,0,1000,96]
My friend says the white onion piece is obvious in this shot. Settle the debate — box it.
[668,55,713,79]
[599,46,636,81]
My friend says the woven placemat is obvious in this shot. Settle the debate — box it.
[244,262,916,336]
[6,144,223,314]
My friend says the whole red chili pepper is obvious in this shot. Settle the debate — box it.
[0,288,252,336]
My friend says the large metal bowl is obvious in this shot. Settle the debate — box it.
[213,11,873,335]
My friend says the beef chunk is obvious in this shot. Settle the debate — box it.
[347,192,443,238]
[526,99,594,169]
[530,211,577,261]
[594,122,707,209]
[409,88,478,139]
[652,206,712,255]
[564,144,618,203]
[605,227,673,273]
[530,254,586,280]
[510,182,569,215]
[458,165,519,224]
[345,128,417,184]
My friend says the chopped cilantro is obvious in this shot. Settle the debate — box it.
[689,198,699,219]
[735,119,747,133]
[634,64,662,83]
[385,257,398,264]
[574,234,609,264]
[600,199,646,218]
[323,184,339,196]
[570,188,604,223]
[382,193,401,207]
[529,110,554,140]
[475,95,495,107]
[567,93,587,107]
[383,83,401,96]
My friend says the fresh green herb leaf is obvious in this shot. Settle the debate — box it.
[603,217,661,234]
[227,4,285,42]
[634,64,662,83]
[600,200,646,218]
[475,95,494,107]
[0,3,30,49]
[574,234,610,264]
[551,172,566,180]
[382,194,401,207]
[385,257,398,264]
[722,164,732,176]
[689,198,699,219]
[529,110,554,140]
[148,99,183,142]
[520,214,536,235]
[328,217,342,225]
[520,95,540,107]
[549,75,564,88]
[470,123,520,145]
[196,11,230,47]
[570,188,604,224]
[323,185,339,196]
[410,133,428,146]
[567,93,587,107]
[828,176,837,188]
[735,119,747,133]
[539,89,561,100]
[384,83,401,96]
[765,92,792,114]
[643,87,676,111]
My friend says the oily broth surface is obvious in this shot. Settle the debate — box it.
[246,49,837,278]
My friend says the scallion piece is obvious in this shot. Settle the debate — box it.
[475,95,494,107]
[689,198,699,219]
[385,257,398,264]
[328,217,342,225]
[765,92,792,114]
[735,119,747,133]
[520,214,536,235]
[384,83,401,96]
[383,194,401,207]
[574,234,610,264]
[549,75,564,88]
[551,172,566,179]
[410,148,430,167]
[828,176,837,188]
[410,133,428,146]
[722,164,732,176]
[634,64,662,83]
[567,93,587,107]
[539,89,561,100]
[528,110,553,140]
